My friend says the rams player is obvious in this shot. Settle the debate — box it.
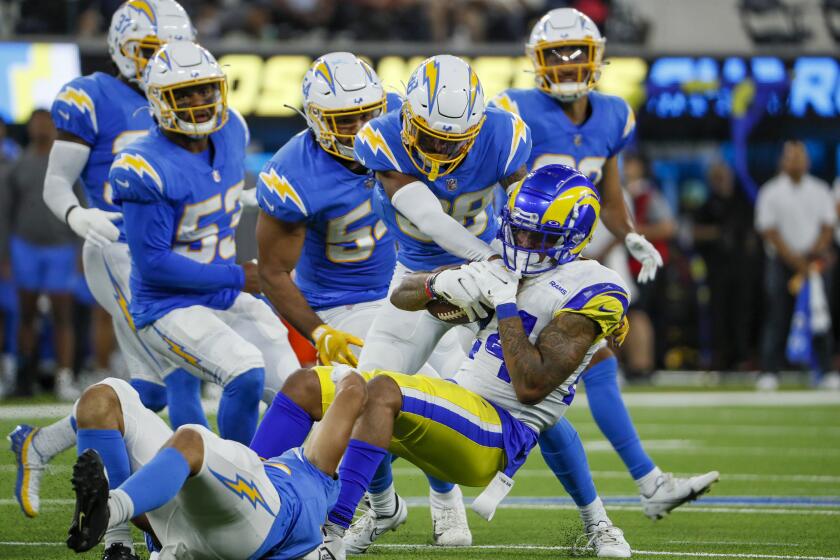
[8,2,204,557]
[492,8,718,521]
[66,371,367,559]
[251,165,632,558]
[347,54,531,548]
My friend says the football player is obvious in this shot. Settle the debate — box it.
[66,371,366,559]
[252,165,632,558]
[8,3,205,558]
[343,54,531,549]
[491,8,718,521]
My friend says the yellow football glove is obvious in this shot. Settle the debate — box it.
[311,324,364,367]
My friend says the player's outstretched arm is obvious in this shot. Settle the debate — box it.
[256,210,363,366]
[389,272,435,311]
[380,170,497,262]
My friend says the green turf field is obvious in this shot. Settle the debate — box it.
[2,392,840,559]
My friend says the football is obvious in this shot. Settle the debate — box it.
[425,298,493,324]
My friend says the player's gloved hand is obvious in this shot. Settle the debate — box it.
[238,187,259,208]
[625,232,663,284]
[312,324,364,367]
[429,266,488,322]
[466,260,520,308]
[67,206,122,248]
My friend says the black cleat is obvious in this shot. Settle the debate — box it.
[102,543,139,560]
[67,449,110,553]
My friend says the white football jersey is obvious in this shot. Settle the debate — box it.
[453,259,630,432]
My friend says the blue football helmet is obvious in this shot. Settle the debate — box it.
[499,164,601,275]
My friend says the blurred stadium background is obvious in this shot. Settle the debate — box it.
[1,0,840,400]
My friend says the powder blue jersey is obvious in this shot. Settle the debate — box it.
[256,94,402,310]
[354,104,531,271]
[110,112,250,328]
[51,72,154,238]
[490,89,635,184]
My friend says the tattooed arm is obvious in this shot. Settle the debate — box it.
[390,272,435,311]
[498,312,600,405]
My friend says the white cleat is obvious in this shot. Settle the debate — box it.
[578,521,631,558]
[8,424,46,518]
[319,521,346,560]
[344,495,408,554]
[431,495,472,546]
[641,471,720,520]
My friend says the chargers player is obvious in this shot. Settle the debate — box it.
[251,166,632,558]
[7,3,205,557]
[66,370,367,559]
[346,54,531,549]
[110,40,299,449]
[255,52,398,369]
[491,8,718,521]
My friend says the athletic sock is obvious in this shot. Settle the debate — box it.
[579,496,610,528]
[77,428,134,550]
[369,453,395,493]
[430,484,462,509]
[250,391,313,459]
[329,439,388,528]
[130,379,168,413]
[369,482,398,517]
[538,418,598,507]
[426,474,455,494]
[584,356,656,479]
[164,369,208,429]
[217,368,264,444]
[111,447,190,526]
[32,415,76,461]
[635,466,664,497]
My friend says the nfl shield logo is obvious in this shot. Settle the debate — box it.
[574,134,583,146]
[446,178,458,191]
[212,170,221,182]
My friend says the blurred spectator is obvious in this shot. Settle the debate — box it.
[0,119,19,390]
[693,161,759,370]
[0,110,79,399]
[755,141,835,390]
[621,153,676,377]
[0,120,22,162]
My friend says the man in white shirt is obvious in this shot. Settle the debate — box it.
[755,141,835,390]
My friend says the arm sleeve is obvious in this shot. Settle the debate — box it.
[391,181,497,261]
[122,200,245,292]
[43,140,91,221]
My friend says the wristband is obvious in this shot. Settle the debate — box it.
[496,303,519,320]
[425,273,440,300]
[64,204,79,224]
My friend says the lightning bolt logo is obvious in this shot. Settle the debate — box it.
[112,153,162,191]
[159,334,201,368]
[56,87,98,133]
[314,60,336,94]
[127,0,157,26]
[259,168,307,216]
[467,68,481,116]
[104,262,135,332]
[505,114,529,171]
[357,125,400,171]
[492,93,520,115]
[209,469,275,516]
[423,59,440,112]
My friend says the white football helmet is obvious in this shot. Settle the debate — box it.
[108,0,196,84]
[143,41,228,137]
[302,52,386,161]
[402,55,485,180]
[526,8,605,101]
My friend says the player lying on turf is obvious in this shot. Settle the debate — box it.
[66,371,366,559]
[491,7,718,522]
[250,165,634,558]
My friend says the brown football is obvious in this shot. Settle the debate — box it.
[425,298,494,324]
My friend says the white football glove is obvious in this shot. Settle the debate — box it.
[625,232,663,284]
[430,266,488,322]
[465,260,520,308]
[238,187,259,208]
[67,206,122,248]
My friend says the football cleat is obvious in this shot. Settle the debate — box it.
[431,495,472,546]
[8,424,46,518]
[641,471,720,520]
[67,449,111,553]
[102,543,139,560]
[577,520,631,558]
[344,494,408,554]
[318,520,346,560]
